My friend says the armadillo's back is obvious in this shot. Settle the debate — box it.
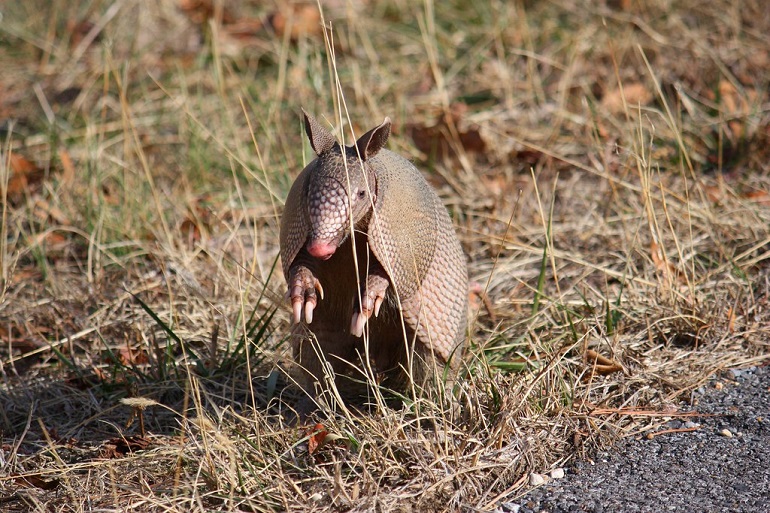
[367,149,468,366]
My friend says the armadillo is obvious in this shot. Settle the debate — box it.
[279,110,468,400]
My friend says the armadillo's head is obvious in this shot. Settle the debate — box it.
[301,110,391,260]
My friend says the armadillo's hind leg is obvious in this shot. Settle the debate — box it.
[351,269,390,337]
[287,265,324,324]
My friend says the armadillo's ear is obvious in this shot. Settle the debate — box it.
[355,117,391,161]
[302,108,337,156]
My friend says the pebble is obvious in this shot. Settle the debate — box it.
[719,428,733,438]
[550,468,565,479]
[683,421,699,429]
[730,367,756,379]
[529,473,547,486]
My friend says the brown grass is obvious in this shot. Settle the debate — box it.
[1,0,769,511]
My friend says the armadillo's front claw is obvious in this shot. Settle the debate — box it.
[293,300,303,325]
[288,266,322,325]
[350,312,366,338]
[350,273,390,337]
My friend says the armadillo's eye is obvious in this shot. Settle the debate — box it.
[357,189,366,199]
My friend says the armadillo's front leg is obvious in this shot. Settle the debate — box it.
[287,264,324,324]
[350,269,390,337]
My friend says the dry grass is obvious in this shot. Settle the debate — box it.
[1,0,769,511]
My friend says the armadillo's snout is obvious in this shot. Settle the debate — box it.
[307,240,337,260]
[307,179,348,260]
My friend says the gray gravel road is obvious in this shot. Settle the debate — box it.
[503,364,770,513]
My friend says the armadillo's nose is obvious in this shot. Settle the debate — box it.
[307,241,337,260]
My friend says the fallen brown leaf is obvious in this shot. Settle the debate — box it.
[118,346,150,366]
[469,282,496,322]
[306,423,328,455]
[713,80,760,140]
[743,189,770,205]
[601,82,652,114]
[269,4,322,41]
[409,103,487,160]
[13,474,61,490]
[650,241,686,285]
[6,152,44,201]
[34,198,71,225]
[66,18,101,49]
[99,436,152,459]
[179,0,236,25]
[584,349,623,375]
[30,231,69,253]
[58,148,76,186]
[703,183,725,203]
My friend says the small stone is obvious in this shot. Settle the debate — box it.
[309,492,324,502]
[683,421,699,429]
[550,467,565,479]
[529,473,547,486]
[719,428,733,438]
[714,381,724,390]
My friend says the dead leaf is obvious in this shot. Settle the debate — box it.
[118,346,150,366]
[306,423,328,455]
[601,82,652,114]
[179,0,236,25]
[99,436,151,459]
[222,19,264,41]
[66,18,101,49]
[650,241,685,285]
[0,323,45,356]
[58,148,76,186]
[703,183,725,203]
[13,474,61,490]
[10,267,43,285]
[47,427,78,446]
[6,152,44,200]
[743,189,770,205]
[584,349,623,375]
[269,4,322,41]
[714,80,760,140]
[469,282,496,322]
[29,232,69,256]
[180,217,201,246]
[408,103,487,160]
[726,306,736,334]
[34,199,71,225]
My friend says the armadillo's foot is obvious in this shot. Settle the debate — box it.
[350,273,389,337]
[287,265,324,324]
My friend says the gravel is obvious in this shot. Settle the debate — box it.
[500,365,770,513]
